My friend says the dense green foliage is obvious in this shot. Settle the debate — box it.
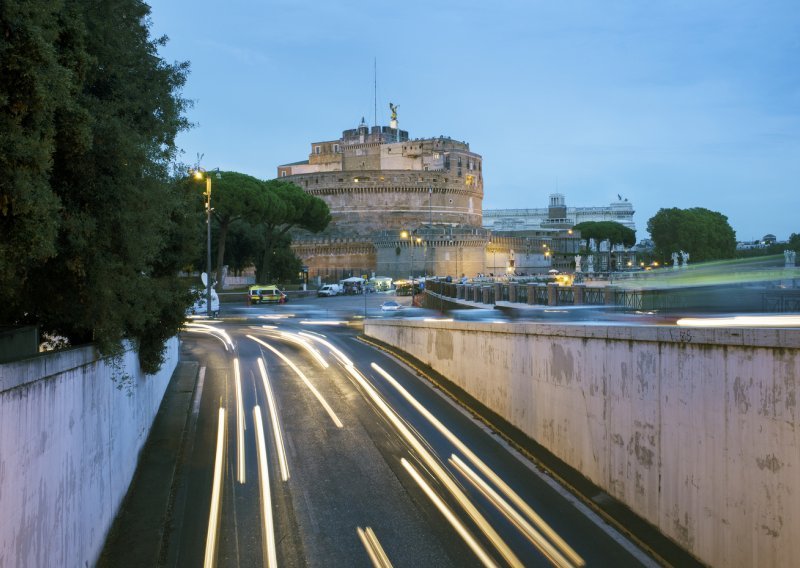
[0,0,194,372]
[181,170,266,284]
[253,179,330,283]
[573,221,636,247]
[647,207,737,263]
[183,175,330,285]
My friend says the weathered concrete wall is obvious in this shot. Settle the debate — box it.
[364,320,799,567]
[0,338,178,567]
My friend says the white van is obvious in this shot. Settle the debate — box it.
[317,284,341,297]
[188,288,220,317]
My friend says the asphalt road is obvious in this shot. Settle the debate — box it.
[142,293,659,567]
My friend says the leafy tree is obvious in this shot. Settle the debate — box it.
[260,233,303,283]
[647,207,736,263]
[224,220,262,276]
[0,0,71,309]
[182,170,265,287]
[253,179,330,282]
[1,0,193,373]
[573,221,636,247]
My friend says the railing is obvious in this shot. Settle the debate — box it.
[762,290,800,312]
[426,278,800,313]
[583,287,605,305]
[557,287,574,305]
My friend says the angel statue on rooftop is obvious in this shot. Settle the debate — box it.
[389,102,398,121]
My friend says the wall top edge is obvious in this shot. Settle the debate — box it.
[364,320,800,349]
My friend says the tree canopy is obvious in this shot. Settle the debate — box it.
[1,0,193,372]
[181,175,331,285]
[573,221,636,247]
[253,179,330,283]
[647,207,737,262]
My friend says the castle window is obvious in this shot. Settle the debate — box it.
[333,144,340,153]
[314,146,321,154]
[280,170,287,177]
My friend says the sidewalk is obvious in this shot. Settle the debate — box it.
[97,358,199,567]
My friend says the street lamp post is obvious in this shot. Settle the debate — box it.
[192,167,219,318]
[401,230,422,304]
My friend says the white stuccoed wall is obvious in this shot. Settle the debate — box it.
[0,338,178,567]
[365,320,799,567]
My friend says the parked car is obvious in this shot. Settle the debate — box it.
[188,288,220,317]
[249,285,287,304]
[380,301,403,311]
[317,284,342,297]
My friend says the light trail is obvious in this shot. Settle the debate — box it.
[450,454,577,568]
[356,526,394,568]
[370,362,584,567]
[234,358,246,484]
[341,364,521,567]
[400,458,498,568]
[247,335,343,428]
[257,357,290,481]
[204,407,226,568]
[260,327,329,369]
[253,406,278,567]
[677,314,800,327]
[183,322,235,351]
[298,332,354,367]
[299,319,347,326]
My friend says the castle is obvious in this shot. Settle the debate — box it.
[278,110,633,280]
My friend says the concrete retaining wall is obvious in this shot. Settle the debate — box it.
[364,320,799,567]
[0,338,178,567]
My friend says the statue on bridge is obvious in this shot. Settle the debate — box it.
[680,250,689,268]
[785,249,797,268]
[672,251,680,270]
[574,254,582,273]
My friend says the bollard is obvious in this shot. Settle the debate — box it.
[509,283,517,303]
[494,283,503,303]
[473,285,480,303]
[482,286,491,305]
[547,282,559,306]
[527,283,537,305]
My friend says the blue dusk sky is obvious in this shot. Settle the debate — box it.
[147,0,799,242]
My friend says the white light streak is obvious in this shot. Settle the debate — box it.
[253,406,278,568]
[257,357,290,481]
[234,358,246,484]
[272,329,329,368]
[247,335,343,428]
[342,364,520,566]
[204,407,226,568]
[299,319,347,326]
[400,458,498,568]
[298,332,354,367]
[183,322,235,351]
[370,362,584,567]
[450,454,577,568]
[356,526,394,568]
[677,315,800,327]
